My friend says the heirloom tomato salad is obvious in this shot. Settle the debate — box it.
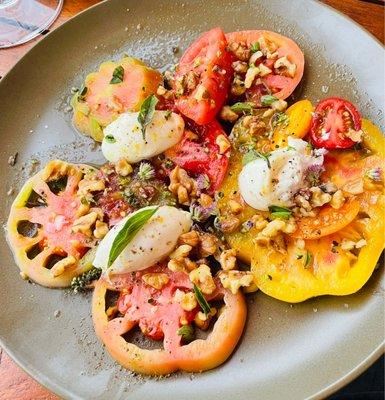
[7,28,384,375]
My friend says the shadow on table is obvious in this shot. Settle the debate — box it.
[330,355,384,399]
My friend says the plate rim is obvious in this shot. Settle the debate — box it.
[0,0,383,399]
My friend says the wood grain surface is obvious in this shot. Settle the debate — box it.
[0,1,383,399]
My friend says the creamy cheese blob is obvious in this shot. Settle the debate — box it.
[238,138,325,211]
[102,110,184,163]
[93,206,192,274]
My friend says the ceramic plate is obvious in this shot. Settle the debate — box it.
[0,1,383,399]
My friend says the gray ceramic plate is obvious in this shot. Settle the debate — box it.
[0,0,384,399]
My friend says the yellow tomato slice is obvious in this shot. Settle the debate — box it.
[362,118,385,158]
[251,193,384,303]
[272,99,314,147]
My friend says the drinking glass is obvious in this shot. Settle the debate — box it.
[0,0,63,48]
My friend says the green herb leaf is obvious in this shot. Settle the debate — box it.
[304,250,313,268]
[78,86,88,101]
[250,42,260,53]
[177,325,195,343]
[193,284,211,315]
[138,94,159,140]
[261,94,278,106]
[242,149,271,168]
[268,205,292,220]
[104,134,116,143]
[230,102,255,114]
[108,206,158,267]
[110,65,124,84]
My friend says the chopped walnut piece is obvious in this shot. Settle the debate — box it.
[244,66,260,89]
[157,85,174,100]
[271,99,288,112]
[174,289,197,311]
[216,134,231,154]
[197,232,219,258]
[50,255,76,277]
[185,71,198,92]
[228,41,251,61]
[169,166,198,205]
[77,178,105,196]
[199,193,214,208]
[251,214,268,230]
[169,244,192,260]
[219,249,237,271]
[232,60,248,74]
[231,76,246,96]
[115,158,133,177]
[330,190,345,209]
[345,128,363,143]
[219,215,241,233]
[168,257,197,273]
[194,84,210,101]
[142,273,170,290]
[259,36,278,54]
[219,270,254,294]
[256,218,297,244]
[178,230,200,247]
[274,56,297,78]
[219,105,239,123]
[194,308,217,330]
[71,211,98,236]
[228,199,243,214]
[259,63,272,77]
[189,264,216,295]
[310,187,332,207]
[76,202,91,218]
[249,119,267,136]
[93,220,109,239]
[249,50,264,65]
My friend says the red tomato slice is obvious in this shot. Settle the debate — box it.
[226,30,304,104]
[174,28,233,125]
[310,97,362,149]
[165,120,230,192]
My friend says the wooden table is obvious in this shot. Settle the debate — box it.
[0,0,383,399]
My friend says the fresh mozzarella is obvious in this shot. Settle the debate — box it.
[93,206,192,274]
[238,138,325,211]
[102,110,184,163]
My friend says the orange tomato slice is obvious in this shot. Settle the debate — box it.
[291,199,360,240]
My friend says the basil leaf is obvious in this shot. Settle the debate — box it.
[269,205,292,220]
[110,65,124,84]
[304,250,313,269]
[261,94,278,106]
[230,102,255,114]
[138,94,159,140]
[107,206,158,267]
[242,149,271,168]
[193,284,211,315]
[250,42,260,53]
[177,325,195,343]
[104,134,116,143]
